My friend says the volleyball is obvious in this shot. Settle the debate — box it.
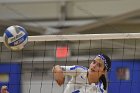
[3,25,28,51]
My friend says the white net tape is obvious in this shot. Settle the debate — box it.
[0,33,140,42]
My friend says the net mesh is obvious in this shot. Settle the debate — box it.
[0,33,140,93]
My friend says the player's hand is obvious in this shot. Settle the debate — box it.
[1,86,9,93]
[52,65,65,86]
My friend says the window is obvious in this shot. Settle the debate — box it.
[0,74,9,82]
[116,67,130,80]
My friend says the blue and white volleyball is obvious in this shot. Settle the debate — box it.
[3,25,28,51]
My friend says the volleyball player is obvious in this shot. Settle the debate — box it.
[0,86,9,93]
[52,54,111,93]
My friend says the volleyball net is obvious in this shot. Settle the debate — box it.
[0,33,140,93]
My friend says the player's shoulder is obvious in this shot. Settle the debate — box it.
[70,65,88,70]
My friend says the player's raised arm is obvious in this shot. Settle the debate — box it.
[52,65,88,86]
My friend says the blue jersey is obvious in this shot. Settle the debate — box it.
[61,65,105,93]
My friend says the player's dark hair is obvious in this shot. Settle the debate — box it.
[99,74,107,90]
[99,54,111,90]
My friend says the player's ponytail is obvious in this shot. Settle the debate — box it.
[99,54,111,90]
[99,74,107,90]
